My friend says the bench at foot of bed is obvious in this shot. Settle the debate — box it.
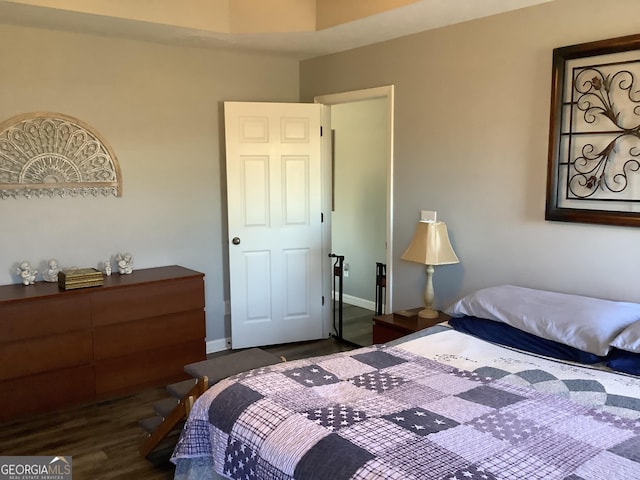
[139,348,283,458]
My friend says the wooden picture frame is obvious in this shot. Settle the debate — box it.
[546,34,640,227]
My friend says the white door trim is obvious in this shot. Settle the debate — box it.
[315,85,395,332]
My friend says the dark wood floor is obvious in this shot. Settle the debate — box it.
[0,338,355,480]
[339,303,374,346]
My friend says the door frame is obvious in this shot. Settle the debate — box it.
[315,85,395,337]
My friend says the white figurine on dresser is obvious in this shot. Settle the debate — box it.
[42,258,60,282]
[115,252,133,274]
[16,261,37,285]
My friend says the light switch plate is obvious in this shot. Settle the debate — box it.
[420,210,437,222]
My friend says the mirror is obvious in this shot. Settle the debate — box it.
[330,97,388,346]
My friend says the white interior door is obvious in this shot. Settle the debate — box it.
[225,101,324,349]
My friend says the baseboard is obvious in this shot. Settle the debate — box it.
[331,292,376,311]
[206,337,231,354]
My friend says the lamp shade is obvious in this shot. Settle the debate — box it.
[401,221,459,266]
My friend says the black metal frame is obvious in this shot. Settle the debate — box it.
[375,262,386,316]
[328,253,360,347]
[329,253,344,339]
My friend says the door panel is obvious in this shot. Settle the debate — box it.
[284,247,310,316]
[225,102,324,348]
[245,250,271,320]
[283,156,309,224]
[242,156,269,226]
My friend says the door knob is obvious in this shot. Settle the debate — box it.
[232,237,241,245]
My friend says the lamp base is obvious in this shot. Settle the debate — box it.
[418,307,439,319]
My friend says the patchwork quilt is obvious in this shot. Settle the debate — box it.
[172,345,640,480]
[399,328,640,420]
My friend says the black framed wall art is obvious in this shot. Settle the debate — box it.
[546,34,640,227]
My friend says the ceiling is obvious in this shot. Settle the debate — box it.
[0,0,553,59]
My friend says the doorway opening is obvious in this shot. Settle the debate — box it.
[316,86,394,346]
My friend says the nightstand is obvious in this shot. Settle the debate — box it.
[372,308,450,343]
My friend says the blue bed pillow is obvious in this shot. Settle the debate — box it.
[449,316,605,364]
[605,349,640,376]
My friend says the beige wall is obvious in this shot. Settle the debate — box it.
[301,0,640,311]
[0,24,299,346]
[5,0,640,347]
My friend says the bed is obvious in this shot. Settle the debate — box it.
[171,285,640,479]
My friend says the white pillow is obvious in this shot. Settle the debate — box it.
[445,285,640,356]
[611,321,640,353]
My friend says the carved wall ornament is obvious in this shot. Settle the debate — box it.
[0,112,122,199]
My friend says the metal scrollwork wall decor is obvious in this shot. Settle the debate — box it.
[0,112,122,199]
[546,34,640,227]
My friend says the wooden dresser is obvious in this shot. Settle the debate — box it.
[0,265,206,422]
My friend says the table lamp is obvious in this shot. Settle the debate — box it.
[401,221,459,319]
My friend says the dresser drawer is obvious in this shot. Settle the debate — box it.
[94,339,205,396]
[0,295,91,343]
[92,310,205,360]
[0,365,94,421]
[91,277,204,327]
[0,330,93,381]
